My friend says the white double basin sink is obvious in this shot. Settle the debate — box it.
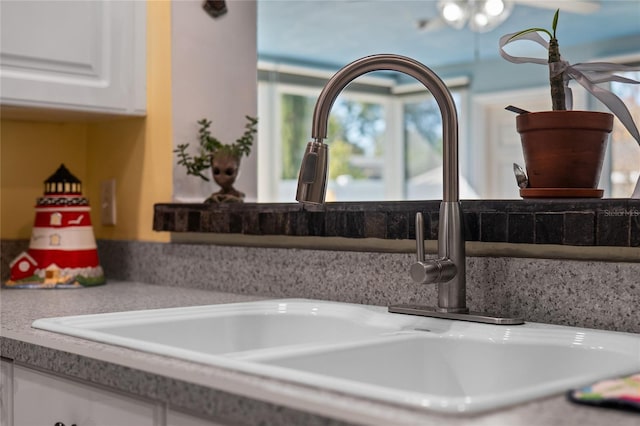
[32,299,640,413]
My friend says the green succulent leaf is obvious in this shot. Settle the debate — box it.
[508,27,553,42]
[509,9,560,42]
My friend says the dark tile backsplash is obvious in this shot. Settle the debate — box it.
[480,212,508,242]
[154,199,640,247]
[507,213,534,244]
[534,213,564,245]
[632,214,640,247]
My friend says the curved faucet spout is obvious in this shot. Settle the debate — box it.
[296,54,523,324]
[296,53,467,313]
[311,54,459,202]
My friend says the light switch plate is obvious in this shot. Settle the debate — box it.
[100,179,116,226]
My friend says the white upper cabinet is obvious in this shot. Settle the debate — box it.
[0,0,146,116]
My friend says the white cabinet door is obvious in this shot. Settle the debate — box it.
[0,0,146,115]
[0,359,13,426]
[167,409,228,426]
[13,364,161,426]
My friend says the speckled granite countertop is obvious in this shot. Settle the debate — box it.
[1,281,638,426]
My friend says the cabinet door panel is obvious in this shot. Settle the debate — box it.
[0,0,145,115]
[1,1,102,77]
[13,365,160,426]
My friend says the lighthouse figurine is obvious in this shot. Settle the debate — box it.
[4,164,105,288]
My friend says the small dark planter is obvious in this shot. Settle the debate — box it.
[516,111,613,196]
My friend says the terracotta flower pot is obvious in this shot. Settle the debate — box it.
[516,111,613,189]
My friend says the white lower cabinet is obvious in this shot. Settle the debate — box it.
[9,363,161,426]
[166,410,227,426]
[1,359,13,426]
[0,360,231,426]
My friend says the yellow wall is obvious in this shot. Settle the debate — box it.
[0,0,172,243]
[0,122,89,238]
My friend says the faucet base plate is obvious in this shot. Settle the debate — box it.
[388,304,524,325]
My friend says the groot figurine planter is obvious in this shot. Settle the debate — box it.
[209,150,243,203]
[175,116,258,203]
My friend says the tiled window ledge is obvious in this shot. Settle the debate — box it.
[154,199,640,247]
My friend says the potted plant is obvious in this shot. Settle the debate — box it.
[500,9,640,198]
[175,116,258,203]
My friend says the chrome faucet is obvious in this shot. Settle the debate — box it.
[296,54,522,325]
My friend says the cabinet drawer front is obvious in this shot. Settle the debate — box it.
[13,365,159,426]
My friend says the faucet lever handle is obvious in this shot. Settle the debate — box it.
[411,211,457,285]
[415,212,425,261]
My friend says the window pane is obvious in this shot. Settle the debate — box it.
[279,93,386,201]
[280,93,315,179]
[403,92,473,200]
[404,97,444,180]
[610,71,640,197]
[327,98,385,180]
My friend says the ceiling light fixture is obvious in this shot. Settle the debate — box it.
[438,0,513,33]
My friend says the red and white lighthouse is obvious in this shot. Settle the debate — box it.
[5,164,105,288]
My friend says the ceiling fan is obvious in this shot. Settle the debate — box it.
[417,0,600,33]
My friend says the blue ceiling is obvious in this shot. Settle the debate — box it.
[257,0,640,71]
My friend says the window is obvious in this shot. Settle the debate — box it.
[49,212,62,226]
[258,69,470,202]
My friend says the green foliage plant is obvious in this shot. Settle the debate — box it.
[174,116,258,181]
[507,9,566,110]
[502,9,640,146]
